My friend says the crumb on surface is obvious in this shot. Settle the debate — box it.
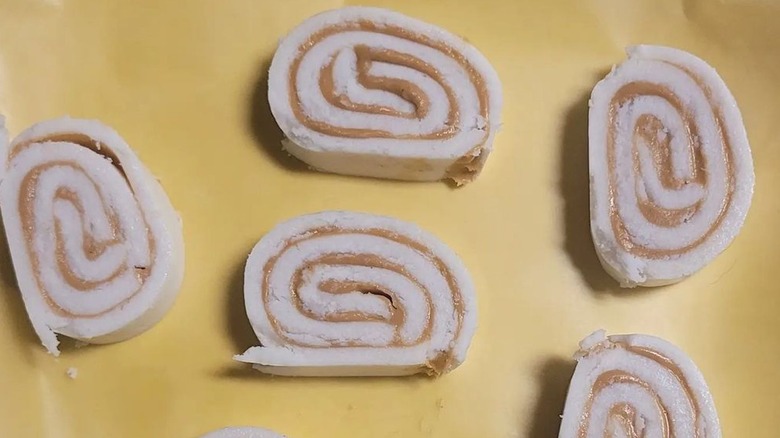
[66,367,78,379]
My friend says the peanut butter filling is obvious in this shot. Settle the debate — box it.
[577,342,701,438]
[607,403,642,438]
[260,226,465,359]
[291,255,409,331]
[606,63,735,259]
[13,133,155,318]
[319,46,432,120]
[51,184,126,291]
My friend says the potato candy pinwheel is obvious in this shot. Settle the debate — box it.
[235,211,476,377]
[589,45,754,287]
[559,330,721,438]
[0,117,184,355]
[268,6,503,184]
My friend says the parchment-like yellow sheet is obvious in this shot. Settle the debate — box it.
[0,0,778,436]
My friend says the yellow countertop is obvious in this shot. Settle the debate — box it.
[0,0,778,436]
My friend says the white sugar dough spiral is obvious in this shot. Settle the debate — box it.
[558,330,721,438]
[0,117,184,355]
[235,211,477,377]
[589,45,754,287]
[200,427,286,438]
[268,6,503,184]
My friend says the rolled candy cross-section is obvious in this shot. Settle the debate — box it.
[589,45,754,287]
[558,330,721,438]
[200,427,286,438]
[235,211,477,376]
[0,117,184,355]
[268,6,503,185]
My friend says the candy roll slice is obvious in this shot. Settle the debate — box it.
[200,427,286,438]
[235,211,477,377]
[558,330,721,438]
[268,6,503,185]
[0,117,184,355]
[589,45,754,287]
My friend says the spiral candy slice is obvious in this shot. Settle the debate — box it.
[268,6,503,184]
[200,427,286,438]
[0,117,184,354]
[235,211,477,376]
[558,330,721,438]
[589,45,754,287]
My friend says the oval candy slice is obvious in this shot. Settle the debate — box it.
[559,330,721,438]
[589,45,754,287]
[235,211,477,376]
[0,117,184,355]
[268,6,503,185]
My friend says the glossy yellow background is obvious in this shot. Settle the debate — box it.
[0,0,778,437]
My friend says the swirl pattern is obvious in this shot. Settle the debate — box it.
[268,6,502,184]
[589,45,754,286]
[0,118,184,354]
[558,331,721,438]
[235,211,476,376]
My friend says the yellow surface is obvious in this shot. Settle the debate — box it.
[0,0,778,436]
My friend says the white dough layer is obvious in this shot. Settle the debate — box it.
[0,117,184,355]
[200,427,286,438]
[589,45,754,287]
[235,211,477,376]
[268,6,503,184]
[558,330,721,438]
